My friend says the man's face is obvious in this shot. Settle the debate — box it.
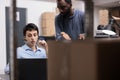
[57,0,71,16]
[24,30,38,47]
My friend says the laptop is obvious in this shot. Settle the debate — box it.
[17,59,47,80]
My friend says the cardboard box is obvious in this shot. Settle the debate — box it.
[41,12,56,36]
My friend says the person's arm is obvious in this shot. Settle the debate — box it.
[78,11,85,40]
[78,34,85,40]
[61,32,71,40]
[37,40,48,56]
[55,16,64,40]
[17,47,24,59]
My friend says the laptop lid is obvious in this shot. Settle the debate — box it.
[17,59,47,80]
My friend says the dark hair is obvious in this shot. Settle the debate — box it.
[65,0,71,4]
[23,23,39,36]
[57,0,72,4]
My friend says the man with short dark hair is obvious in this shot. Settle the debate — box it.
[4,23,47,74]
[17,23,47,58]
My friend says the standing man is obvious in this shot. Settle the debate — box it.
[55,0,85,40]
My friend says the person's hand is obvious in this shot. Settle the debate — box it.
[78,34,85,40]
[37,40,48,54]
[38,40,47,47]
[61,32,71,40]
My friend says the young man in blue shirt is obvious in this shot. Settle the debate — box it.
[4,23,47,74]
[17,23,47,58]
[55,0,85,40]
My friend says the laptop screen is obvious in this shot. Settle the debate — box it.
[17,59,47,80]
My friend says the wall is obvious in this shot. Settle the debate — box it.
[16,0,57,34]
[72,1,85,12]
[94,6,101,36]
[0,0,7,74]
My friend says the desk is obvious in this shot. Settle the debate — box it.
[0,74,9,80]
[48,38,120,80]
